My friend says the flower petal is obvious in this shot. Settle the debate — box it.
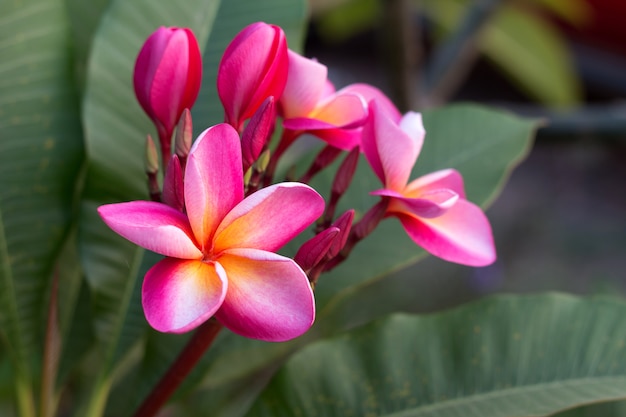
[185,124,244,249]
[280,50,327,119]
[310,93,368,129]
[362,101,424,190]
[214,182,325,252]
[142,258,227,333]
[404,168,466,199]
[373,188,459,218]
[396,199,496,266]
[340,83,402,122]
[215,249,314,342]
[98,201,202,259]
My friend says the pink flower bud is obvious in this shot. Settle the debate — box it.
[162,155,184,212]
[326,210,355,259]
[217,22,288,132]
[134,27,202,149]
[241,97,276,172]
[295,227,340,273]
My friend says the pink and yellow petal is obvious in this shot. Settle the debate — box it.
[340,83,402,122]
[280,50,327,119]
[373,188,459,218]
[142,258,228,333]
[404,169,466,199]
[214,182,325,253]
[98,201,202,259]
[396,199,496,266]
[184,124,244,248]
[215,249,314,342]
[309,93,367,129]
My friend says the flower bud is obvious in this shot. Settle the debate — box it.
[326,210,355,259]
[295,227,340,273]
[144,134,159,175]
[174,108,193,162]
[218,22,288,132]
[241,97,276,172]
[161,155,184,212]
[331,147,360,198]
[134,27,202,152]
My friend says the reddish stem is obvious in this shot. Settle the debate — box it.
[131,320,223,417]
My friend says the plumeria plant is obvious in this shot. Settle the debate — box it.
[5,2,626,417]
[95,23,495,415]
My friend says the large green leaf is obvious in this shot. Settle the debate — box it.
[313,104,536,306]
[0,0,83,414]
[248,294,626,417]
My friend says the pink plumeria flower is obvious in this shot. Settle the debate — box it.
[279,50,368,150]
[362,100,496,266]
[98,124,325,341]
[218,22,288,132]
[134,27,202,147]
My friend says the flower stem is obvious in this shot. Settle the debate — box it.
[131,320,224,417]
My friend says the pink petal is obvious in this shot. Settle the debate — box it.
[362,102,424,190]
[310,93,368,129]
[184,124,244,249]
[97,201,202,259]
[214,182,325,253]
[215,249,314,341]
[142,258,227,333]
[312,127,363,151]
[396,199,496,266]
[373,188,459,218]
[405,169,466,199]
[280,50,327,119]
[340,83,402,122]
[218,23,288,130]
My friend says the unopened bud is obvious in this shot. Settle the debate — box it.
[174,108,193,160]
[241,97,276,172]
[327,210,355,259]
[145,134,159,175]
[332,147,359,197]
[354,199,389,240]
[295,227,340,273]
[300,145,342,183]
[162,155,184,211]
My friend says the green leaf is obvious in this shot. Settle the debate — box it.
[248,294,626,417]
[313,104,537,307]
[0,0,83,414]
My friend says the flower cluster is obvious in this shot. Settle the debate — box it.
[98,22,496,342]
